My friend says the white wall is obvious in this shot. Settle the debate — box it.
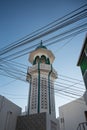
[59,97,87,130]
[83,90,87,105]
[0,95,21,130]
[46,113,59,130]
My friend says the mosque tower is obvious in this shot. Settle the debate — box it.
[26,42,57,117]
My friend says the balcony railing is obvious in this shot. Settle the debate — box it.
[77,122,87,130]
[27,63,57,78]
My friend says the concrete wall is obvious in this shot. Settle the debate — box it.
[16,112,46,130]
[46,113,59,130]
[59,97,87,130]
[0,95,21,130]
[16,112,59,130]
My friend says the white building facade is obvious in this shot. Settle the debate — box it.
[0,95,21,130]
[59,97,87,130]
[26,43,57,117]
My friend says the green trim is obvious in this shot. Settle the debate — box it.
[38,62,40,113]
[80,55,87,76]
[27,74,32,115]
[48,64,52,114]
[33,56,40,65]
[46,58,50,64]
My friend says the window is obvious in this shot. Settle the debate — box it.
[60,118,64,123]
[31,77,38,109]
[40,76,48,109]
[33,56,40,64]
[85,111,87,121]
[41,55,46,63]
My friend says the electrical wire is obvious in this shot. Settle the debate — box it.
[1,22,87,61]
[0,4,87,57]
[0,58,85,91]
[0,62,84,90]
[0,57,84,83]
[0,5,86,105]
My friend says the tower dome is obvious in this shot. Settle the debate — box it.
[29,41,55,65]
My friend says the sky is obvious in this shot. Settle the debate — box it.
[0,0,87,117]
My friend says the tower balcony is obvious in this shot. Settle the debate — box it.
[27,63,58,78]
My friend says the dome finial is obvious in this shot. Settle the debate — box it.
[40,40,43,46]
[36,40,47,50]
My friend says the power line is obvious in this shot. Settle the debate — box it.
[0,4,87,57]
[0,75,84,98]
[0,5,86,105]
[0,76,85,107]
[0,21,86,61]
[58,74,83,82]
[0,79,17,88]
[0,57,84,83]
[1,82,84,104]
[0,63,84,90]
[0,58,85,91]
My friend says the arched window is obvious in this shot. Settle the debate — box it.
[36,56,40,63]
[41,55,46,64]
[33,56,40,65]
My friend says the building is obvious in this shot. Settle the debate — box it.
[26,42,57,117]
[59,97,87,130]
[77,35,87,105]
[58,35,87,130]
[77,34,87,89]
[76,34,87,129]
[16,42,59,130]
[0,95,21,130]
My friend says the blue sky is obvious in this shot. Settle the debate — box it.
[0,0,87,117]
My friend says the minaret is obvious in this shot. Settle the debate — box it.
[26,42,57,117]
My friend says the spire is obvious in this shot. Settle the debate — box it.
[40,40,43,46]
[36,40,47,50]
